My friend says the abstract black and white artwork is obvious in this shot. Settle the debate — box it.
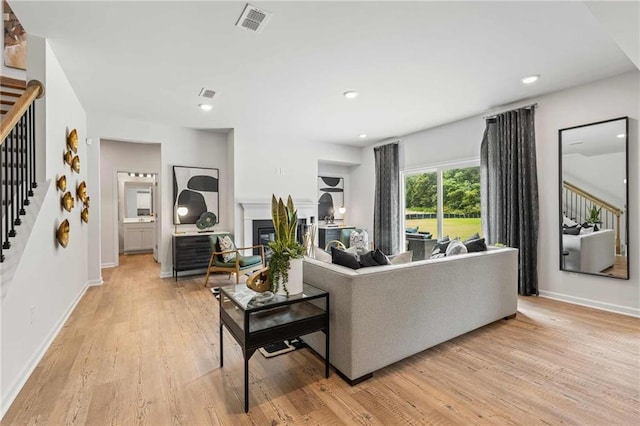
[318,176,344,220]
[173,166,219,225]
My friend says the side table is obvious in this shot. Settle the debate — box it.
[219,283,330,413]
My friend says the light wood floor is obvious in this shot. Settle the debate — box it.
[3,254,639,425]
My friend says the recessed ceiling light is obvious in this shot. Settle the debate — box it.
[359,134,367,139]
[616,133,625,138]
[199,103,213,111]
[343,91,359,99]
[521,75,540,84]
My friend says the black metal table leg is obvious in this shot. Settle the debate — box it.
[244,355,249,412]
[220,324,224,367]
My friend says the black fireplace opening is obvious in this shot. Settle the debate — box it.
[252,219,307,259]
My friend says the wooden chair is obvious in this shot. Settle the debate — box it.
[204,234,265,286]
[325,239,346,251]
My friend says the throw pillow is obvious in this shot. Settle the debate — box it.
[349,230,370,253]
[445,238,468,256]
[430,236,451,258]
[464,237,487,253]
[563,225,581,235]
[389,251,413,265]
[314,247,332,263]
[405,226,419,234]
[464,233,480,243]
[218,235,236,262]
[331,246,360,270]
[563,215,578,227]
[359,248,391,267]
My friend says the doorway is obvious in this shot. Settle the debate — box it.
[117,172,158,260]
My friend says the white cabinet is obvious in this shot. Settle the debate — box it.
[123,222,155,253]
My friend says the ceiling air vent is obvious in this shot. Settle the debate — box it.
[235,3,271,33]
[199,88,216,99]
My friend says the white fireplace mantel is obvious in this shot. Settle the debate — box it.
[240,199,317,248]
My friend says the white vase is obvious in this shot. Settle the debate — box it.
[275,257,304,296]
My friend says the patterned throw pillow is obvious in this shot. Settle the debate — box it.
[218,236,236,262]
[445,238,468,256]
[349,230,369,253]
[430,236,451,258]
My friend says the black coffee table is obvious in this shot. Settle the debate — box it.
[219,283,330,412]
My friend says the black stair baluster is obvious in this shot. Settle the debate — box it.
[18,114,26,216]
[27,104,33,197]
[1,139,5,259]
[23,111,30,206]
[8,128,16,236]
[3,136,10,249]
[31,104,37,190]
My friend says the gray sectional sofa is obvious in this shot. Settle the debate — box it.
[302,247,519,384]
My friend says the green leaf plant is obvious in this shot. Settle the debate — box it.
[269,195,305,295]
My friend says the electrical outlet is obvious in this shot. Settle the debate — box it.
[30,305,36,325]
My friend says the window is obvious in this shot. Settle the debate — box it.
[403,161,481,241]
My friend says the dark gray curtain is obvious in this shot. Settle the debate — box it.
[374,143,400,255]
[481,108,539,296]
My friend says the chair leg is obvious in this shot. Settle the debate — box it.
[204,254,215,287]
[236,271,240,284]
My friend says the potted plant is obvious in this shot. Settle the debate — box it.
[269,194,305,296]
[587,205,602,225]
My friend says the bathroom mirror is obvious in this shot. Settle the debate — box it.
[558,117,629,280]
[124,182,154,218]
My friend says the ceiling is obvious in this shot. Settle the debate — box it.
[11,1,637,147]
[562,118,627,157]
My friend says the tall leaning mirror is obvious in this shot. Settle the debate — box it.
[559,117,629,280]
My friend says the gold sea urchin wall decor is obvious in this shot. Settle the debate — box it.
[84,196,90,208]
[76,181,87,203]
[56,175,66,192]
[56,219,70,248]
[67,129,78,153]
[71,155,80,173]
[61,191,74,212]
[63,150,73,166]
[81,207,89,223]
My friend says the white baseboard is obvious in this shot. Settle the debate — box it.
[87,277,103,286]
[159,271,173,279]
[101,262,116,269]
[1,281,90,419]
[538,290,640,318]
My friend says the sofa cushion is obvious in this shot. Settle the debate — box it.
[359,248,390,267]
[464,233,480,242]
[331,246,360,269]
[389,250,412,265]
[445,238,468,256]
[405,226,418,233]
[314,247,332,263]
[464,237,487,253]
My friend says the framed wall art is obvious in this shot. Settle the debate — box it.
[173,166,219,225]
[318,176,344,221]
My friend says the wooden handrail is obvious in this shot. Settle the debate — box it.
[562,181,621,217]
[0,80,44,145]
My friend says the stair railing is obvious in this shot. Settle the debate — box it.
[562,180,622,254]
[0,78,44,262]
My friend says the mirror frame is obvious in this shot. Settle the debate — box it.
[558,116,629,280]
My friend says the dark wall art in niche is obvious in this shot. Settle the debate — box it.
[173,166,219,225]
[318,176,344,221]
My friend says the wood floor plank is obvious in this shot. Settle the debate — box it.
[3,253,639,425]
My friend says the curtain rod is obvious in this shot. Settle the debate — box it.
[483,102,538,120]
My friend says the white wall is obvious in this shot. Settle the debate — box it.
[1,40,88,417]
[99,140,160,265]
[351,71,640,316]
[87,115,229,278]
